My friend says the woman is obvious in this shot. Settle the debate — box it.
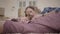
[20,6,41,23]
[3,6,60,33]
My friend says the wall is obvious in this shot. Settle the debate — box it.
[37,0,60,11]
[0,0,19,18]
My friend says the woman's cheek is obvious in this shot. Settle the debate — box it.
[29,12,33,16]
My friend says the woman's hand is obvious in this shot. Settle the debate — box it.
[20,17,29,23]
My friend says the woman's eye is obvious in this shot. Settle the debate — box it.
[30,11,32,13]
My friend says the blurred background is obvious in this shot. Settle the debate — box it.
[0,0,60,33]
[0,0,60,18]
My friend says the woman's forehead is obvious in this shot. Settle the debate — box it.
[26,8,34,11]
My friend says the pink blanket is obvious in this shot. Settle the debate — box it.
[3,12,60,33]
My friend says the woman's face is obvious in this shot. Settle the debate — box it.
[25,8,35,17]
